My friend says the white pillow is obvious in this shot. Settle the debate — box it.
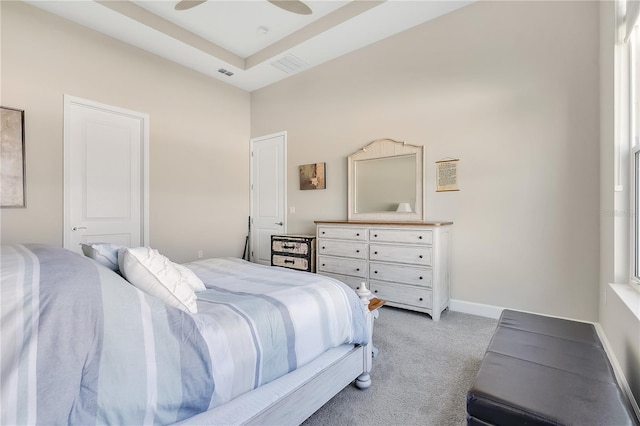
[175,264,206,292]
[118,247,198,313]
[81,243,122,273]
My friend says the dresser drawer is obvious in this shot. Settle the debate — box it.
[272,255,310,271]
[370,280,432,309]
[317,239,367,259]
[369,228,433,245]
[318,271,366,291]
[272,239,311,255]
[317,255,367,278]
[369,244,432,266]
[317,226,367,241]
[369,262,432,287]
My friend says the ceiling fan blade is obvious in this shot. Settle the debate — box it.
[267,0,312,15]
[175,0,207,11]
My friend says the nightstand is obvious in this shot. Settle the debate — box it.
[271,235,316,272]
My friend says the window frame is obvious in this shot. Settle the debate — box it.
[633,144,640,286]
[631,30,640,289]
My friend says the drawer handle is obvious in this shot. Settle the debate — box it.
[419,276,423,280]
[374,271,378,274]
[356,249,360,253]
[374,290,378,293]
[284,259,295,264]
[419,255,423,259]
[356,268,360,272]
[418,236,423,240]
[322,263,326,266]
[374,251,378,255]
[322,231,325,234]
[282,244,295,249]
[322,246,326,249]
[374,234,378,237]
[356,233,360,236]
[356,286,360,290]
[419,297,423,301]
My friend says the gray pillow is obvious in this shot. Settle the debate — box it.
[81,243,122,273]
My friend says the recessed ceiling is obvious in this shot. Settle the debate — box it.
[25,0,474,92]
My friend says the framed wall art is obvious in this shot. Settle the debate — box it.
[299,162,326,190]
[436,158,459,192]
[1,107,26,207]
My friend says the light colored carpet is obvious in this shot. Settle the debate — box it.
[303,306,498,426]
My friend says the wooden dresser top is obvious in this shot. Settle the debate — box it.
[314,220,453,226]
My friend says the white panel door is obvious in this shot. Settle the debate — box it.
[250,132,286,265]
[64,96,149,252]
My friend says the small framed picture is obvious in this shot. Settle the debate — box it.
[436,159,459,192]
[299,162,326,190]
[1,106,26,207]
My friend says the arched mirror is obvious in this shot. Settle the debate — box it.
[348,139,425,221]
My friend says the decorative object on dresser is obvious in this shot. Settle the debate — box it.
[271,234,317,272]
[315,220,452,321]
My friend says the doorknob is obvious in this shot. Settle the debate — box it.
[275,222,283,226]
[71,226,87,231]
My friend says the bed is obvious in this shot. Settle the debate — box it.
[0,244,375,425]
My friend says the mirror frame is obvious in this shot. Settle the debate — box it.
[348,138,425,221]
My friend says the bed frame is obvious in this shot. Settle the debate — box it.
[178,285,376,425]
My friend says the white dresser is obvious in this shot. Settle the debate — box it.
[315,220,452,320]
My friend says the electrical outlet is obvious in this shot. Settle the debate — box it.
[198,250,203,259]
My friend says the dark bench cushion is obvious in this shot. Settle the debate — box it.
[467,310,638,426]
[497,310,603,346]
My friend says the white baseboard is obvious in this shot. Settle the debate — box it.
[448,299,504,319]
[594,323,640,422]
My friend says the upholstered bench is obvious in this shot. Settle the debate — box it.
[467,309,638,426]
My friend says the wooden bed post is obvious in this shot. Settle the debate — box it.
[355,282,374,389]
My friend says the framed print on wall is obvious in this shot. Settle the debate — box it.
[1,107,26,207]
[299,162,326,190]
[436,158,459,192]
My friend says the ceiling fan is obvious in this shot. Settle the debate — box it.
[174,0,313,15]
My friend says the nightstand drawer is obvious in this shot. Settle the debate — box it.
[272,255,310,271]
[317,226,367,241]
[272,239,310,255]
[370,280,432,309]
[369,229,433,245]
[317,239,367,259]
[317,255,367,278]
[369,262,432,287]
[369,244,432,266]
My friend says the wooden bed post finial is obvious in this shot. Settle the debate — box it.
[356,281,371,304]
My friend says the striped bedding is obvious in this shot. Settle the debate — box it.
[0,244,368,425]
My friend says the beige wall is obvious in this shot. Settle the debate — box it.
[251,1,601,320]
[0,1,250,262]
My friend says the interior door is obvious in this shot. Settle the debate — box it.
[250,132,286,265]
[64,95,149,252]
